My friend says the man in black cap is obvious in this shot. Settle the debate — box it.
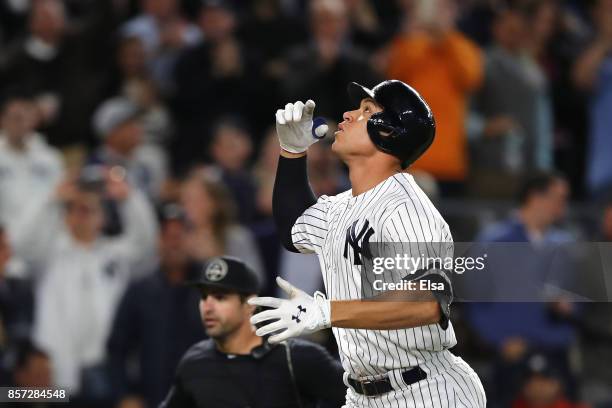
[160,256,346,408]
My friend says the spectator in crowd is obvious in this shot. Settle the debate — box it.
[0,225,33,346]
[107,203,205,408]
[11,172,157,402]
[180,170,265,285]
[574,0,612,199]
[108,36,149,97]
[171,0,263,174]
[108,35,174,147]
[0,0,108,147]
[456,0,498,47]
[238,0,308,108]
[388,0,482,193]
[464,172,577,406]
[282,0,382,121]
[512,353,587,408]
[525,0,559,65]
[161,256,346,407]
[91,97,168,200]
[238,0,307,105]
[0,94,64,240]
[104,41,173,200]
[523,0,590,198]
[121,0,201,94]
[125,78,173,148]
[239,0,308,68]
[344,0,385,51]
[208,117,257,224]
[470,5,554,198]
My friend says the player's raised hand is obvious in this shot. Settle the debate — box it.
[275,100,328,154]
[248,277,331,344]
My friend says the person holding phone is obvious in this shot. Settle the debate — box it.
[11,167,158,405]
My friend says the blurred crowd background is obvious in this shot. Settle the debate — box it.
[0,0,611,407]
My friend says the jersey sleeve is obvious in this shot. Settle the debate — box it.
[381,200,454,328]
[290,195,332,254]
[381,200,451,252]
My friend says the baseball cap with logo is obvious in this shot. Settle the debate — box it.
[92,97,143,138]
[187,256,261,295]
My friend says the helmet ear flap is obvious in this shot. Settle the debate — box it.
[367,111,407,157]
[368,111,403,139]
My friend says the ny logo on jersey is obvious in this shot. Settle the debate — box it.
[344,219,375,265]
[292,305,306,323]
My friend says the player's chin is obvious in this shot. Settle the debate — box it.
[331,133,343,152]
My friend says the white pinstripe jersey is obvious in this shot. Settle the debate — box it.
[291,172,457,379]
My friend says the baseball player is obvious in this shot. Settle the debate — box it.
[249,80,486,407]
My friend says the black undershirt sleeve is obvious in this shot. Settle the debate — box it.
[273,155,317,253]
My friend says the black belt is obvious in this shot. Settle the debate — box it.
[348,367,427,396]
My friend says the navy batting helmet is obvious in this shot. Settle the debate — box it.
[347,80,435,169]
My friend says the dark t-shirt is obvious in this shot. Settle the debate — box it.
[160,338,346,408]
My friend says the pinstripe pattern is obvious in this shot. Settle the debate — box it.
[291,173,485,407]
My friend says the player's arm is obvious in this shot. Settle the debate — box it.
[273,154,315,252]
[250,277,447,343]
[331,265,453,330]
[250,275,444,343]
[272,100,327,252]
[330,295,441,330]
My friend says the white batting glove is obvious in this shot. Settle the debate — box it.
[275,100,328,154]
[249,277,331,344]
